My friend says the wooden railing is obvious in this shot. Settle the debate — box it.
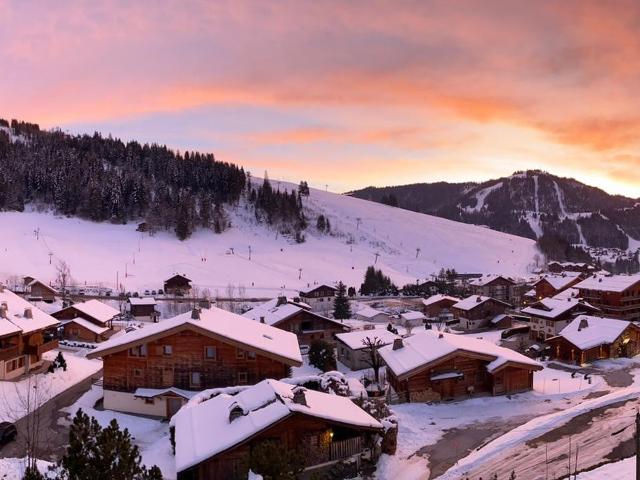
[0,345,19,362]
[330,436,363,461]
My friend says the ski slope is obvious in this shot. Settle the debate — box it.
[0,186,538,297]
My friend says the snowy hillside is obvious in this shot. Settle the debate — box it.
[0,186,538,297]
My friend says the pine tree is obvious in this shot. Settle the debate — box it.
[308,340,337,372]
[248,439,305,480]
[333,282,351,320]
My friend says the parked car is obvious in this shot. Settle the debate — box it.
[151,290,157,295]
[158,289,164,295]
[144,290,150,296]
[501,325,530,339]
[0,422,17,446]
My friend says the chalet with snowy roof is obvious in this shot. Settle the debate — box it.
[299,284,337,313]
[173,379,383,480]
[523,297,599,342]
[335,329,400,370]
[164,274,192,296]
[451,295,512,330]
[547,261,596,275]
[575,274,640,321]
[128,296,159,321]
[87,304,303,417]
[533,272,583,301]
[243,296,348,348]
[379,330,542,403]
[52,299,120,343]
[422,294,460,319]
[547,315,640,365]
[467,275,515,303]
[0,285,59,380]
[355,306,391,324]
[22,276,57,302]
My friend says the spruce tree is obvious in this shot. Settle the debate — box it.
[332,281,351,320]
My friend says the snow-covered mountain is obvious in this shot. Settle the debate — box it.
[0,185,538,297]
[350,170,640,251]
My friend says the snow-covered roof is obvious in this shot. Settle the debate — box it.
[335,329,400,350]
[522,297,597,320]
[490,314,509,324]
[243,297,309,325]
[422,294,460,307]
[535,272,582,291]
[134,387,198,400]
[88,305,302,366]
[379,330,541,378]
[575,274,640,293]
[26,278,58,293]
[554,315,636,350]
[0,287,59,335]
[400,310,426,321]
[57,299,120,325]
[128,296,157,306]
[453,295,509,311]
[467,275,514,287]
[66,316,109,335]
[172,378,382,473]
[552,288,580,301]
[299,284,336,295]
[355,306,389,319]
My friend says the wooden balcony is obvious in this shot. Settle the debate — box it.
[330,436,364,461]
[0,345,19,362]
[25,339,58,357]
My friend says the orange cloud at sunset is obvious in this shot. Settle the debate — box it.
[0,0,638,197]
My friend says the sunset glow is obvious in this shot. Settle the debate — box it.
[2,1,639,196]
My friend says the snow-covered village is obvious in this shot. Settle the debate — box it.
[2,2,640,480]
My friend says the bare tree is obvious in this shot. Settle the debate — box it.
[55,260,72,303]
[226,283,236,312]
[361,336,386,384]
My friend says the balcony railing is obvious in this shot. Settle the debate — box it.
[330,436,363,461]
[0,346,19,362]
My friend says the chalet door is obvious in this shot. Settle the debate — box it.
[166,397,183,417]
[439,380,455,400]
[494,374,505,395]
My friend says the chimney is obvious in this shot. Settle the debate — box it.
[276,296,288,307]
[0,303,7,319]
[578,318,589,331]
[392,338,404,350]
[292,386,307,406]
[23,308,32,319]
[0,284,4,292]
[259,316,265,324]
[438,333,444,339]
[476,296,482,303]
[191,307,201,320]
[228,402,244,422]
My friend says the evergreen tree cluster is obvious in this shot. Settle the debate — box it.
[360,266,398,296]
[0,119,307,240]
[250,175,307,238]
[332,281,351,319]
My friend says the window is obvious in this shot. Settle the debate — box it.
[247,350,256,360]
[205,346,217,359]
[133,368,143,377]
[191,372,201,387]
[129,344,147,357]
[238,372,248,384]
[144,398,155,405]
[163,345,173,356]
[236,348,246,360]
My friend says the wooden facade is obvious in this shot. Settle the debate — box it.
[270,310,348,347]
[52,304,115,343]
[299,285,337,313]
[164,275,192,295]
[453,298,510,330]
[548,324,640,365]
[100,326,293,393]
[423,297,458,318]
[578,281,640,321]
[469,277,515,303]
[177,413,379,480]
[387,351,537,403]
[0,327,58,380]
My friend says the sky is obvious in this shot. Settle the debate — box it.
[1,0,639,197]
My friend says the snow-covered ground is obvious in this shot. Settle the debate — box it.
[0,349,102,422]
[576,456,633,479]
[0,185,538,297]
[0,458,53,480]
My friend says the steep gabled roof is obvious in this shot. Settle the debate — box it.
[54,299,120,325]
[355,306,389,319]
[172,379,382,473]
[0,287,59,335]
[467,275,515,287]
[422,294,460,307]
[379,330,541,379]
[335,329,400,350]
[535,272,582,291]
[452,295,511,311]
[299,284,337,295]
[243,297,344,329]
[87,306,302,366]
[522,297,598,320]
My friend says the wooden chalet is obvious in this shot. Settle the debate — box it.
[522,297,599,341]
[52,299,120,343]
[451,295,512,330]
[164,274,192,296]
[422,294,460,319]
[355,306,391,324]
[533,272,583,301]
[0,285,59,380]
[243,296,348,348]
[379,331,542,403]
[575,274,640,321]
[547,261,596,275]
[128,297,159,321]
[299,284,337,313]
[173,379,383,480]
[23,276,57,302]
[467,275,515,303]
[86,305,302,417]
[336,329,399,371]
[547,315,640,365]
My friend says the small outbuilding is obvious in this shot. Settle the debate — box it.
[164,274,192,296]
[335,329,400,370]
